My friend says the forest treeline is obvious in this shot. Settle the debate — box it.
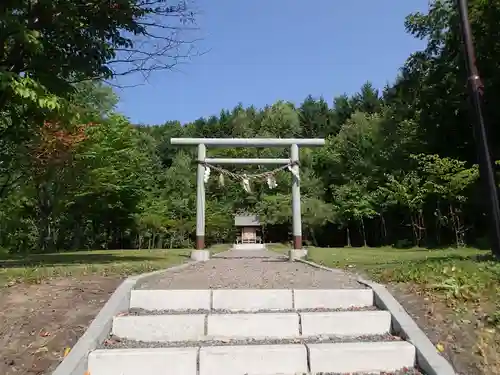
[1,0,500,253]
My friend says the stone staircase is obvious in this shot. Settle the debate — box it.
[87,288,420,375]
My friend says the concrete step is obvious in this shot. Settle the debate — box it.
[92,288,419,374]
[88,347,197,375]
[112,314,206,342]
[199,344,308,375]
[301,310,391,336]
[308,341,416,373]
[88,341,416,375]
[112,311,392,342]
[130,289,211,311]
[129,288,374,312]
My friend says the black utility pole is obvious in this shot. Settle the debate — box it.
[456,0,500,257]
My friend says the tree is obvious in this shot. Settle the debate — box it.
[350,82,381,114]
[332,94,354,127]
[66,114,158,250]
[0,1,197,89]
[332,182,376,247]
[414,153,479,247]
[0,0,199,146]
[382,172,428,247]
[298,95,338,137]
[22,120,92,252]
[397,0,500,162]
[302,197,334,246]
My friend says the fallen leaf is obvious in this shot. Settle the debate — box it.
[39,331,50,337]
[63,347,71,357]
[436,343,445,352]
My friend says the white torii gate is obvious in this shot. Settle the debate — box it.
[170,138,325,260]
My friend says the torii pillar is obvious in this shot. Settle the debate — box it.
[196,144,206,252]
[290,143,303,255]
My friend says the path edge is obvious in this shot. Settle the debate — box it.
[50,260,200,375]
[295,258,457,375]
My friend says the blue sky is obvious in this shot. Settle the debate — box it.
[115,0,429,125]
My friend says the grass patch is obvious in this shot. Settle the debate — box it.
[306,246,498,302]
[0,245,230,286]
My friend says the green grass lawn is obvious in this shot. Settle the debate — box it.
[0,244,230,286]
[269,244,498,303]
[305,246,498,300]
[270,243,500,321]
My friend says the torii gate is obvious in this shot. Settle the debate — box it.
[170,138,325,260]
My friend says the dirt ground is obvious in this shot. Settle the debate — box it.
[0,276,122,375]
[390,284,488,375]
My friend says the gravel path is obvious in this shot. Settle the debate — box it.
[128,306,378,315]
[136,249,365,289]
[100,333,401,349]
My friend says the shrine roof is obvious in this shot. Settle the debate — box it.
[234,214,261,227]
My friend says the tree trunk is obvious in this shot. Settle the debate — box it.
[380,214,387,242]
[450,204,465,248]
[310,227,318,247]
[410,215,418,246]
[152,232,157,249]
[346,226,351,247]
[360,219,367,247]
[36,183,54,253]
[435,204,442,246]
[417,210,426,246]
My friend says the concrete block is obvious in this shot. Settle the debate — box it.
[191,249,210,261]
[207,313,299,339]
[308,341,416,373]
[199,344,308,375]
[212,289,293,311]
[301,310,391,336]
[130,289,211,311]
[288,249,307,260]
[294,288,373,309]
[88,347,198,375]
[112,314,205,342]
